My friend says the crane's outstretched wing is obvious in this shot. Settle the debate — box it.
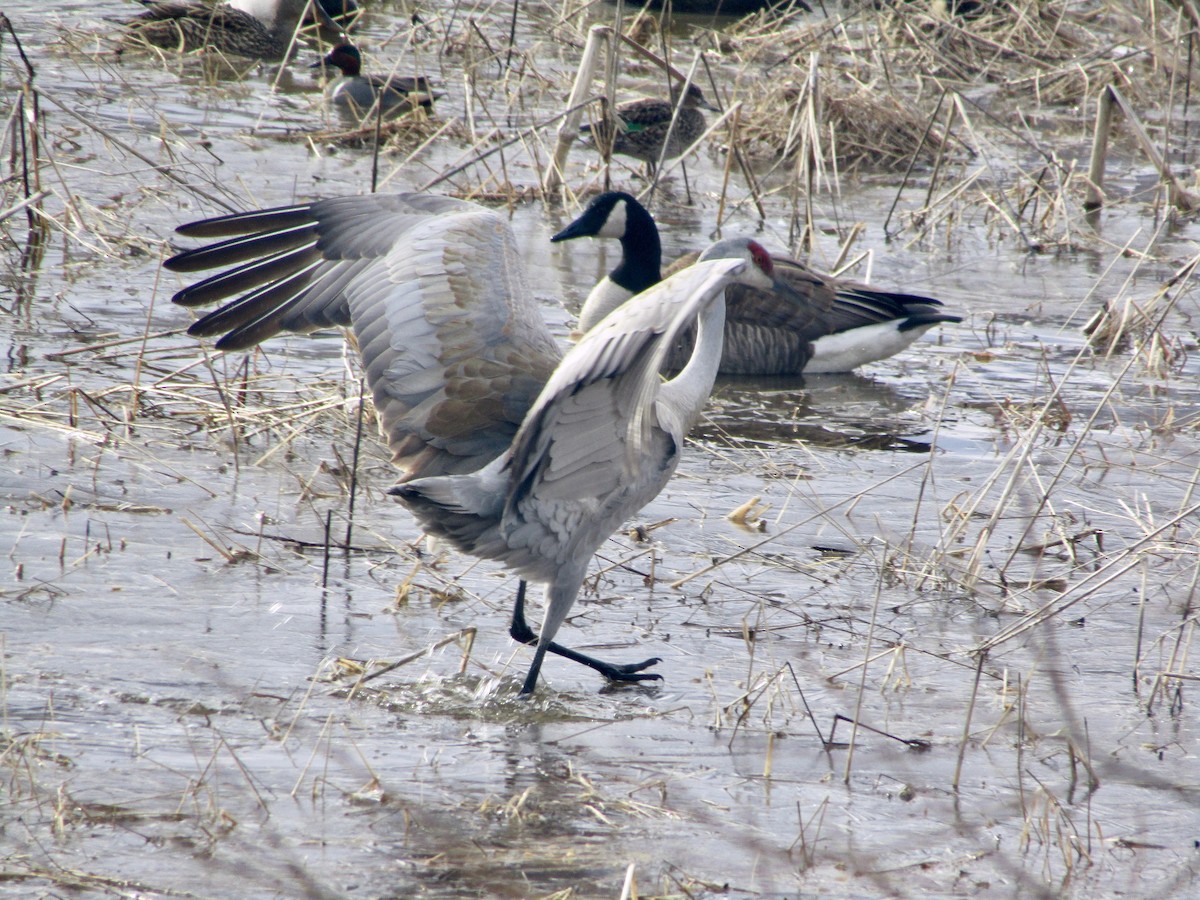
[394,254,746,581]
[166,194,563,480]
[504,257,744,513]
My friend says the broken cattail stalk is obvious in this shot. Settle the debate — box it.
[1084,86,1116,211]
[1086,85,1199,213]
[543,24,611,196]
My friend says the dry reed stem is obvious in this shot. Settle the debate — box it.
[845,569,900,784]
[939,245,1191,596]
[342,627,479,693]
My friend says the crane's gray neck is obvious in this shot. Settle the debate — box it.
[657,293,726,437]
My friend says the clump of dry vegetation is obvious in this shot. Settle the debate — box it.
[736,77,955,170]
[700,0,1198,192]
[305,108,466,151]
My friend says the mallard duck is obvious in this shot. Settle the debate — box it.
[313,43,438,120]
[552,191,962,375]
[125,0,313,60]
[584,83,716,175]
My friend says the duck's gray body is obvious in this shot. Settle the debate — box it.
[317,44,438,120]
[328,76,433,117]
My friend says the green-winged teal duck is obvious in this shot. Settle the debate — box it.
[313,43,438,119]
[585,83,715,175]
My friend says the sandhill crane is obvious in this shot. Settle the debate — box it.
[552,191,961,375]
[166,194,799,695]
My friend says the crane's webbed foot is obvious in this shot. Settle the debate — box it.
[510,581,663,687]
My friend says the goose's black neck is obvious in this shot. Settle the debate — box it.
[609,201,662,295]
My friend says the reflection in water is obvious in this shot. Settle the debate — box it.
[694,372,934,453]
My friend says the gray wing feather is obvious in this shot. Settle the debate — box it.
[505,258,742,510]
[343,209,562,479]
[168,193,562,480]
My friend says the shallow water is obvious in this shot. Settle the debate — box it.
[3,2,1200,897]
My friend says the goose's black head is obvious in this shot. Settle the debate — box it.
[553,191,647,242]
[551,191,663,293]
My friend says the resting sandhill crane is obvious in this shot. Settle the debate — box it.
[552,191,962,375]
[165,194,799,696]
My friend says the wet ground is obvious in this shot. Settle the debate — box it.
[3,1,1200,897]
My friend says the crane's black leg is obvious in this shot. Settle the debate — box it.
[509,580,662,693]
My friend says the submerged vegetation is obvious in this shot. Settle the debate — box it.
[2,0,1199,896]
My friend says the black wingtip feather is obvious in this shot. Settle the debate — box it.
[174,204,317,240]
[898,313,963,332]
[165,227,318,275]
[170,245,319,307]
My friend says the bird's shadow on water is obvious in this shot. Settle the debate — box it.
[695,371,936,453]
